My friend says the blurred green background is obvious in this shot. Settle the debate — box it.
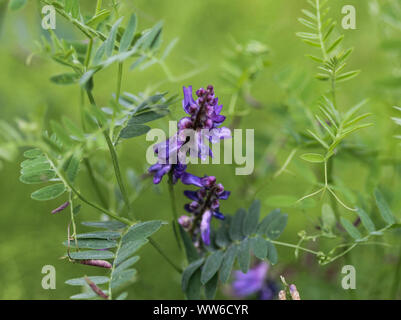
[1,0,401,299]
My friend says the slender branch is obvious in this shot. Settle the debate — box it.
[149,238,183,273]
[83,158,109,209]
[86,90,132,216]
[271,240,322,256]
[168,172,182,250]
[116,62,123,104]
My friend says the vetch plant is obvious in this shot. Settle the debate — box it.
[4,0,401,301]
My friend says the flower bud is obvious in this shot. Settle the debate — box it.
[178,215,192,230]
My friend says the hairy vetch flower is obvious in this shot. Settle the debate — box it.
[178,176,230,246]
[231,262,278,300]
[148,85,231,184]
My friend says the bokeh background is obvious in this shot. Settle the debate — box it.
[1,0,401,299]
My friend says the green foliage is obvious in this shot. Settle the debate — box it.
[181,200,288,299]
[297,0,360,82]
[65,220,164,300]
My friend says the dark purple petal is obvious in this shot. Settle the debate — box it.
[214,103,223,114]
[183,190,199,201]
[212,211,225,220]
[219,191,231,200]
[182,86,196,114]
[181,172,203,187]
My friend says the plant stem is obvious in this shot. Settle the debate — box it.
[86,90,132,216]
[271,240,321,256]
[83,158,109,209]
[116,62,123,104]
[86,90,181,274]
[168,172,182,250]
[149,238,182,273]
[46,153,132,225]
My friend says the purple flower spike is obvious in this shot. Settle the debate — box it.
[200,210,212,246]
[51,201,70,214]
[148,84,230,185]
[181,177,230,246]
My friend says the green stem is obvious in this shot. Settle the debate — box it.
[83,158,109,209]
[270,240,322,256]
[86,90,132,216]
[149,238,183,273]
[168,172,182,250]
[84,38,93,69]
[116,62,123,104]
[85,90,180,274]
[95,0,102,14]
[46,154,132,225]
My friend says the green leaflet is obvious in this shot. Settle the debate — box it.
[119,14,137,53]
[229,208,246,241]
[219,245,238,283]
[374,189,396,226]
[200,251,224,285]
[81,220,126,230]
[105,18,123,57]
[122,220,164,243]
[243,200,260,235]
[251,236,268,260]
[50,73,79,85]
[238,238,251,273]
[114,239,148,265]
[69,250,115,260]
[65,276,109,286]
[204,273,219,299]
[63,239,117,250]
[300,153,325,163]
[340,217,362,240]
[110,269,137,290]
[356,207,376,233]
[182,258,204,292]
[179,225,200,263]
[185,268,202,300]
[266,241,278,265]
[23,148,43,159]
[20,170,56,184]
[265,213,288,240]
[76,231,121,240]
[31,183,66,201]
[9,0,27,10]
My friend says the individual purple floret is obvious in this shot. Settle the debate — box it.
[178,176,230,246]
[231,262,278,300]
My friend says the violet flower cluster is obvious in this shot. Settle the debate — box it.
[231,262,278,300]
[148,85,231,247]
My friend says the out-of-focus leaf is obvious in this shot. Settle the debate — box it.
[200,251,224,285]
[375,189,396,225]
